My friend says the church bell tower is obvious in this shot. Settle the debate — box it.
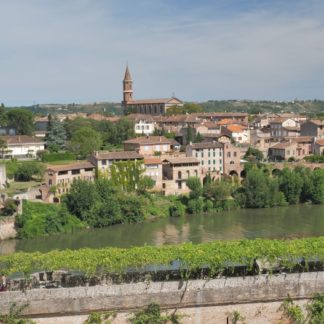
[122,64,133,105]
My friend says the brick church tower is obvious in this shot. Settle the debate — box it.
[122,65,133,106]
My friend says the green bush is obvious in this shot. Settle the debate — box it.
[187,198,204,214]
[15,201,85,239]
[169,200,186,217]
[41,152,76,162]
[14,162,44,182]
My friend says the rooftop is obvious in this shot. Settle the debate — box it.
[127,98,182,105]
[1,135,44,145]
[93,151,144,160]
[163,157,199,165]
[188,142,223,149]
[47,161,95,173]
[123,136,174,145]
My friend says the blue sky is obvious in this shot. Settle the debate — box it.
[0,0,324,105]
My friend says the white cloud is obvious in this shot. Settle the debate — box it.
[0,0,324,105]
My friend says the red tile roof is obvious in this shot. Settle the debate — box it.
[123,136,173,145]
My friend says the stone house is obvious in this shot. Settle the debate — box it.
[224,124,250,144]
[127,114,155,135]
[300,119,324,138]
[186,142,224,175]
[144,157,163,190]
[90,151,144,173]
[269,118,299,138]
[123,136,179,156]
[223,143,242,176]
[268,142,298,161]
[42,162,96,202]
[313,139,324,155]
[162,157,202,195]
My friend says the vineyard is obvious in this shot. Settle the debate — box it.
[0,237,323,284]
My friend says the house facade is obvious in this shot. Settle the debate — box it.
[42,161,96,202]
[162,157,202,195]
[0,136,45,159]
[123,136,178,155]
[186,142,224,174]
[301,120,324,138]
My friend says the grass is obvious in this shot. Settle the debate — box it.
[0,180,42,197]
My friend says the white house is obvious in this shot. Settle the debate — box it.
[0,136,45,159]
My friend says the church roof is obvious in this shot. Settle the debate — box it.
[127,98,182,105]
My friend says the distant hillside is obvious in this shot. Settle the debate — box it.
[10,102,122,115]
[6,99,324,116]
[200,100,324,115]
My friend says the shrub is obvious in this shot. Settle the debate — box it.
[187,198,204,214]
[169,201,186,217]
[41,152,76,162]
[14,162,45,182]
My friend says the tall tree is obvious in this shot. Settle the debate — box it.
[45,116,67,152]
[279,168,303,205]
[6,109,34,135]
[69,127,102,158]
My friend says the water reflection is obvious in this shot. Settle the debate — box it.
[1,204,323,255]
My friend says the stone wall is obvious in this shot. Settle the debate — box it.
[0,272,323,318]
[0,216,16,240]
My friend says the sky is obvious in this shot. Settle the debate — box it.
[0,0,324,105]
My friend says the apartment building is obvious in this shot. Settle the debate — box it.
[186,142,224,174]
[43,161,96,202]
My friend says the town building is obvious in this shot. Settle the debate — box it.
[42,162,96,202]
[89,151,144,173]
[144,157,163,190]
[127,114,155,135]
[269,118,299,138]
[123,136,180,155]
[0,136,45,159]
[122,65,183,115]
[162,157,202,195]
[268,142,298,161]
[313,138,324,155]
[300,120,324,138]
[223,143,242,176]
[186,142,224,174]
[223,124,250,144]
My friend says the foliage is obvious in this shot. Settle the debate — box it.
[64,178,145,227]
[6,109,34,135]
[13,162,45,182]
[109,160,145,192]
[279,168,303,205]
[306,293,324,323]
[280,296,305,324]
[166,102,203,115]
[244,146,264,162]
[304,155,324,163]
[169,200,186,217]
[187,198,204,214]
[83,311,116,324]
[186,177,203,199]
[1,199,18,216]
[1,237,323,278]
[137,176,155,195]
[41,152,76,163]
[0,303,35,324]
[226,310,246,324]
[15,201,84,239]
[69,127,103,159]
[128,303,182,324]
[45,116,67,152]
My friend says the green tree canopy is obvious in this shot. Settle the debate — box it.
[45,115,67,152]
[6,109,34,135]
[69,126,102,158]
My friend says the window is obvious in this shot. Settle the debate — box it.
[234,152,237,157]
[178,181,182,189]
[227,152,231,158]
[213,160,216,164]
[208,160,211,165]
[102,160,107,165]
[72,169,80,175]
[195,170,198,177]
[178,171,182,179]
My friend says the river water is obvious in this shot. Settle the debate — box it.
[1,204,324,255]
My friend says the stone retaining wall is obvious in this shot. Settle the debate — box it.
[0,216,16,240]
[0,272,323,317]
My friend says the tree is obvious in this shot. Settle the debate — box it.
[243,167,270,208]
[69,127,102,158]
[6,109,34,135]
[244,146,264,162]
[45,116,67,152]
[194,132,204,143]
[14,162,45,181]
[186,176,203,199]
[166,102,203,115]
[310,169,324,204]
[279,168,303,205]
[137,176,155,194]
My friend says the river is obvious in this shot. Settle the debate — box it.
[1,204,324,255]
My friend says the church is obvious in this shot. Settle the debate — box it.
[122,65,183,115]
